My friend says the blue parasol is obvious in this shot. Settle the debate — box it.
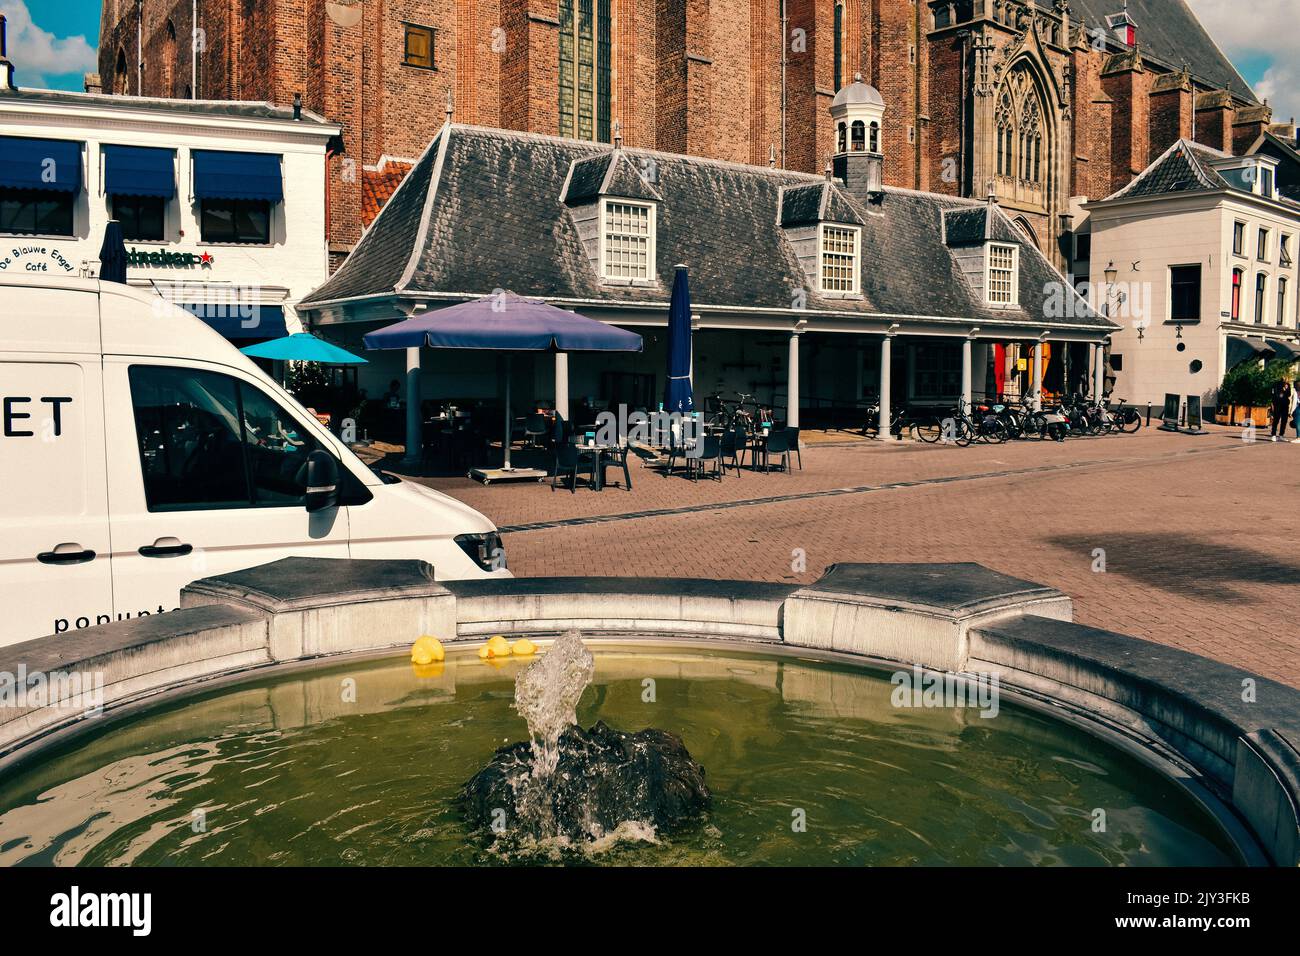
[240,332,367,364]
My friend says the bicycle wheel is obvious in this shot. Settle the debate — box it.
[954,416,975,447]
[1000,413,1024,440]
[1120,410,1142,433]
[982,418,1009,443]
[915,414,943,443]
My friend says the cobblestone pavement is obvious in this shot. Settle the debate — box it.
[385,425,1300,686]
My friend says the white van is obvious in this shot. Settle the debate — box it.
[0,275,508,646]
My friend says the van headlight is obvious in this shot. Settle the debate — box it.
[454,532,506,572]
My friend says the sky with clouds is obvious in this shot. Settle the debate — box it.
[3,0,1295,129]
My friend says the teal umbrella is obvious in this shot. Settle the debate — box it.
[240,332,367,364]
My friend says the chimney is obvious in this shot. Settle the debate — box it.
[84,72,103,95]
[0,14,15,91]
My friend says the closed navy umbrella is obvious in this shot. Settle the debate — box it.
[664,264,693,415]
[98,220,128,285]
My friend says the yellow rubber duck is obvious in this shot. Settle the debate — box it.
[478,635,513,659]
[511,638,538,656]
[411,661,445,679]
[410,635,445,665]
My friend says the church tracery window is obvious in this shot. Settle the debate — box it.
[994,64,1047,190]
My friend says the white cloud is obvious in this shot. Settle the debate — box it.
[1255,65,1300,128]
[1184,0,1300,122]
[0,0,97,90]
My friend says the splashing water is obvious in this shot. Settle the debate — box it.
[510,630,594,835]
[514,629,594,777]
[462,629,711,852]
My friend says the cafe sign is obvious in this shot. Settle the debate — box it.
[0,244,75,273]
[127,248,214,267]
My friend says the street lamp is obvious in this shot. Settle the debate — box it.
[1102,261,1126,320]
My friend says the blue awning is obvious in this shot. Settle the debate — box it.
[179,303,288,340]
[0,136,82,193]
[192,150,282,202]
[103,144,175,198]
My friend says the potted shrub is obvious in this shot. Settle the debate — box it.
[1216,359,1295,426]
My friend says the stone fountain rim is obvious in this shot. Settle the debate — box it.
[0,558,1294,866]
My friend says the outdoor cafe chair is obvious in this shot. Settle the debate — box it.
[552,443,599,493]
[688,434,725,482]
[597,443,634,491]
[724,425,752,474]
[784,426,803,470]
[763,428,793,474]
[524,413,550,448]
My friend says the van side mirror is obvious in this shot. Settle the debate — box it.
[304,450,340,513]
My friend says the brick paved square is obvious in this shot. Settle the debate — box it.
[385,425,1300,687]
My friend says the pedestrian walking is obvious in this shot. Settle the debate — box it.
[1291,375,1300,443]
[1269,376,1292,441]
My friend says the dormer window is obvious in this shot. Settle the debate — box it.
[600,198,655,280]
[985,242,1019,306]
[819,224,860,294]
[1218,158,1279,198]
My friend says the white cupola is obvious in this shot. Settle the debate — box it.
[830,73,886,200]
[830,73,886,157]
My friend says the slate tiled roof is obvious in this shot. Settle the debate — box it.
[301,124,1110,330]
[1105,139,1227,200]
[1097,139,1300,219]
[1037,0,1255,102]
[361,160,413,227]
[308,133,440,303]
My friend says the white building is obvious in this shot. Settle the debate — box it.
[0,80,339,340]
[1084,139,1300,411]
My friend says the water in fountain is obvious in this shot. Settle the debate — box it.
[461,630,712,850]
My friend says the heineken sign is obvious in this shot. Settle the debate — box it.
[127,248,214,267]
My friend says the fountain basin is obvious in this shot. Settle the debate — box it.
[0,559,1295,866]
[0,644,1247,865]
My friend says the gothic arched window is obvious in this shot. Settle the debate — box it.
[837,122,847,154]
[851,120,865,152]
[996,93,1013,176]
[1021,97,1042,183]
[868,121,879,153]
[995,65,1048,188]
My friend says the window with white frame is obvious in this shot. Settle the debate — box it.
[985,242,1019,305]
[600,200,654,280]
[819,224,859,293]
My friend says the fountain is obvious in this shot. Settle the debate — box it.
[460,630,712,847]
